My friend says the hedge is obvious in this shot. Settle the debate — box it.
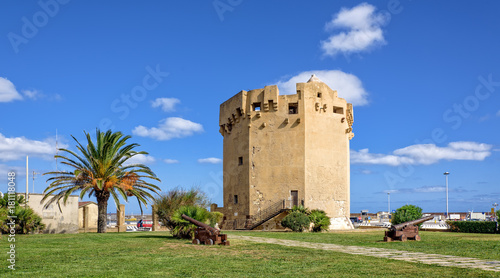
[446,221,498,234]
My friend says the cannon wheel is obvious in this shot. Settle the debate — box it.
[400,235,407,242]
[205,239,214,245]
[192,239,200,245]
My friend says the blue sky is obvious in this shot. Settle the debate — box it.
[1,1,499,215]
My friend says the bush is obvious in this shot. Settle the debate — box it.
[281,211,310,232]
[497,210,500,223]
[208,211,223,228]
[154,188,209,230]
[171,205,210,239]
[447,221,497,234]
[0,194,45,234]
[170,205,223,239]
[308,209,330,232]
[391,204,423,226]
[291,205,310,215]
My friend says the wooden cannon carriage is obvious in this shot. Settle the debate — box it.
[384,215,434,242]
[181,214,230,246]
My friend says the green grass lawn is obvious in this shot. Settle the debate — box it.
[0,231,498,277]
[228,230,500,261]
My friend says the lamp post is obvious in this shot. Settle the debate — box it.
[387,192,390,213]
[494,203,498,221]
[444,172,450,219]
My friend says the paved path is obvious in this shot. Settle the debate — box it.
[232,235,500,272]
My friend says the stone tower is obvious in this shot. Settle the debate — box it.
[215,75,354,229]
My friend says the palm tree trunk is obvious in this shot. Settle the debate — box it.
[96,192,110,233]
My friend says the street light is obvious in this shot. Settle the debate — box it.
[444,172,450,219]
[387,192,390,213]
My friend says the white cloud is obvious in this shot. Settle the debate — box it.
[132,117,204,141]
[0,164,27,188]
[0,77,23,102]
[151,97,180,112]
[351,148,413,166]
[351,141,493,166]
[276,70,368,106]
[321,3,387,56]
[394,142,492,165]
[124,154,156,166]
[0,133,67,161]
[23,90,61,101]
[164,158,180,164]
[22,89,43,100]
[413,186,446,193]
[198,157,222,164]
[383,186,468,194]
[478,115,490,122]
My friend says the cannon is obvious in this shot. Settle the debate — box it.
[384,215,434,242]
[181,214,230,246]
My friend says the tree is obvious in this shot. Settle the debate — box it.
[391,204,423,226]
[43,130,161,233]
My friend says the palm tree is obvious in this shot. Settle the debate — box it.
[43,130,161,233]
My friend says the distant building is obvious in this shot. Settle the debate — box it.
[78,201,98,232]
[24,193,79,234]
[214,75,354,230]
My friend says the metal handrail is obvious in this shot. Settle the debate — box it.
[251,199,291,227]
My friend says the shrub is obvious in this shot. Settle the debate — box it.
[0,194,45,234]
[0,194,25,208]
[281,211,310,232]
[308,209,330,232]
[447,221,497,234]
[170,205,224,239]
[291,205,310,215]
[208,211,223,228]
[154,188,209,230]
[391,204,423,226]
[497,210,500,223]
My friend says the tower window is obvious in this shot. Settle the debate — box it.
[317,92,322,98]
[234,195,238,204]
[238,156,243,165]
[253,102,261,111]
[333,106,344,115]
[289,103,298,114]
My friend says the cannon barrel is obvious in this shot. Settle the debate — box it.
[391,215,434,231]
[181,214,219,235]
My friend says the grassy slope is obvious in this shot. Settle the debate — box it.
[0,231,497,277]
[227,230,500,261]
